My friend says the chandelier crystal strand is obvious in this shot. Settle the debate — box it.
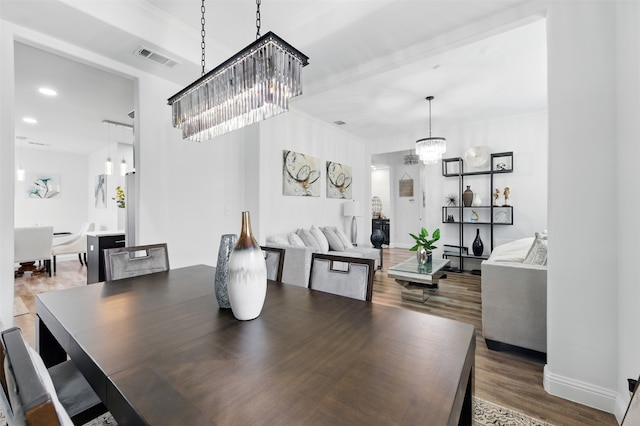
[168,0,308,141]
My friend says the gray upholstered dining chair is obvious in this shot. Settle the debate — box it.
[0,327,107,426]
[103,243,170,281]
[309,253,375,302]
[261,246,286,282]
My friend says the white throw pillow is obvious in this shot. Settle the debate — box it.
[321,227,346,251]
[523,232,548,265]
[266,234,290,246]
[297,228,321,252]
[287,232,305,247]
[333,227,354,250]
[310,225,329,254]
[490,237,535,262]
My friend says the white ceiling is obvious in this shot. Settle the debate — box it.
[2,0,547,155]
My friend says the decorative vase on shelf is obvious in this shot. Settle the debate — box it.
[228,211,267,321]
[214,234,237,309]
[472,229,484,256]
[471,193,482,206]
[463,186,473,207]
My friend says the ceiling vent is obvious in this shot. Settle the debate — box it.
[134,46,178,68]
[334,120,346,125]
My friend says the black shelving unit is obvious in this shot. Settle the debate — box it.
[441,152,514,272]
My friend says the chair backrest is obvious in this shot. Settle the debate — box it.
[309,254,374,302]
[261,246,285,282]
[103,243,170,281]
[79,222,95,235]
[14,226,54,263]
[0,327,69,426]
[52,223,95,255]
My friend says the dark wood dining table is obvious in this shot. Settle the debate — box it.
[35,264,475,425]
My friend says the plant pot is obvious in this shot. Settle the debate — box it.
[416,247,432,266]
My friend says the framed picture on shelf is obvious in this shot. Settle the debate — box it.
[493,208,512,224]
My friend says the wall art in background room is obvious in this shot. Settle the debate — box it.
[283,150,320,197]
[399,172,414,197]
[95,174,107,208]
[24,172,61,199]
[326,161,352,199]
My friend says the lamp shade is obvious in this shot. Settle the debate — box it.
[343,201,361,217]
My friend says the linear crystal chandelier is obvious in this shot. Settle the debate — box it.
[415,96,446,165]
[168,0,309,142]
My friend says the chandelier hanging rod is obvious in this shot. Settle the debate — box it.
[167,31,309,106]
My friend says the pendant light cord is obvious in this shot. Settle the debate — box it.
[256,0,261,39]
[201,0,206,76]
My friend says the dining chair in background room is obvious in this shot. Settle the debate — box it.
[261,246,286,282]
[103,243,170,281]
[0,327,107,426]
[14,226,54,277]
[309,253,375,302]
[51,222,95,273]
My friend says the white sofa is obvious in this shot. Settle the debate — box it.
[265,225,381,288]
[480,235,547,354]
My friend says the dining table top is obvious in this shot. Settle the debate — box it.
[36,264,475,425]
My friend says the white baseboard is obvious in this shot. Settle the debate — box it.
[543,365,617,414]
[615,392,632,424]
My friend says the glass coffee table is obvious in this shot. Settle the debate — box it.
[387,257,450,302]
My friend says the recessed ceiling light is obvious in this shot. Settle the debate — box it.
[334,120,346,125]
[38,87,57,96]
[22,117,37,124]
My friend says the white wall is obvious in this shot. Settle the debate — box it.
[616,1,640,422]
[371,168,391,222]
[87,142,132,232]
[0,21,16,328]
[257,109,368,244]
[545,1,620,415]
[14,147,88,233]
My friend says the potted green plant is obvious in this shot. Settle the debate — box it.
[409,227,440,265]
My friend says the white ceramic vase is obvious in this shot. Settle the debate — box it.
[471,193,483,206]
[228,212,267,321]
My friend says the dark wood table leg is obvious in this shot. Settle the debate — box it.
[36,314,67,367]
[458,366,474,425]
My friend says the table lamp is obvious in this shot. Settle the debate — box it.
[343,200,361,246]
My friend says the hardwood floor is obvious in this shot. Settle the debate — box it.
[13,250,616,425]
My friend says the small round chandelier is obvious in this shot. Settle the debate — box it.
[415,96,446,165]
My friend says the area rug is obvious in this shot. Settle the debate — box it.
[474,397,554,426]
[0,397,554,425]
[13,297,29,316]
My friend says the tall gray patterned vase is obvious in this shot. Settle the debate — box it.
[214,234,237,309]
